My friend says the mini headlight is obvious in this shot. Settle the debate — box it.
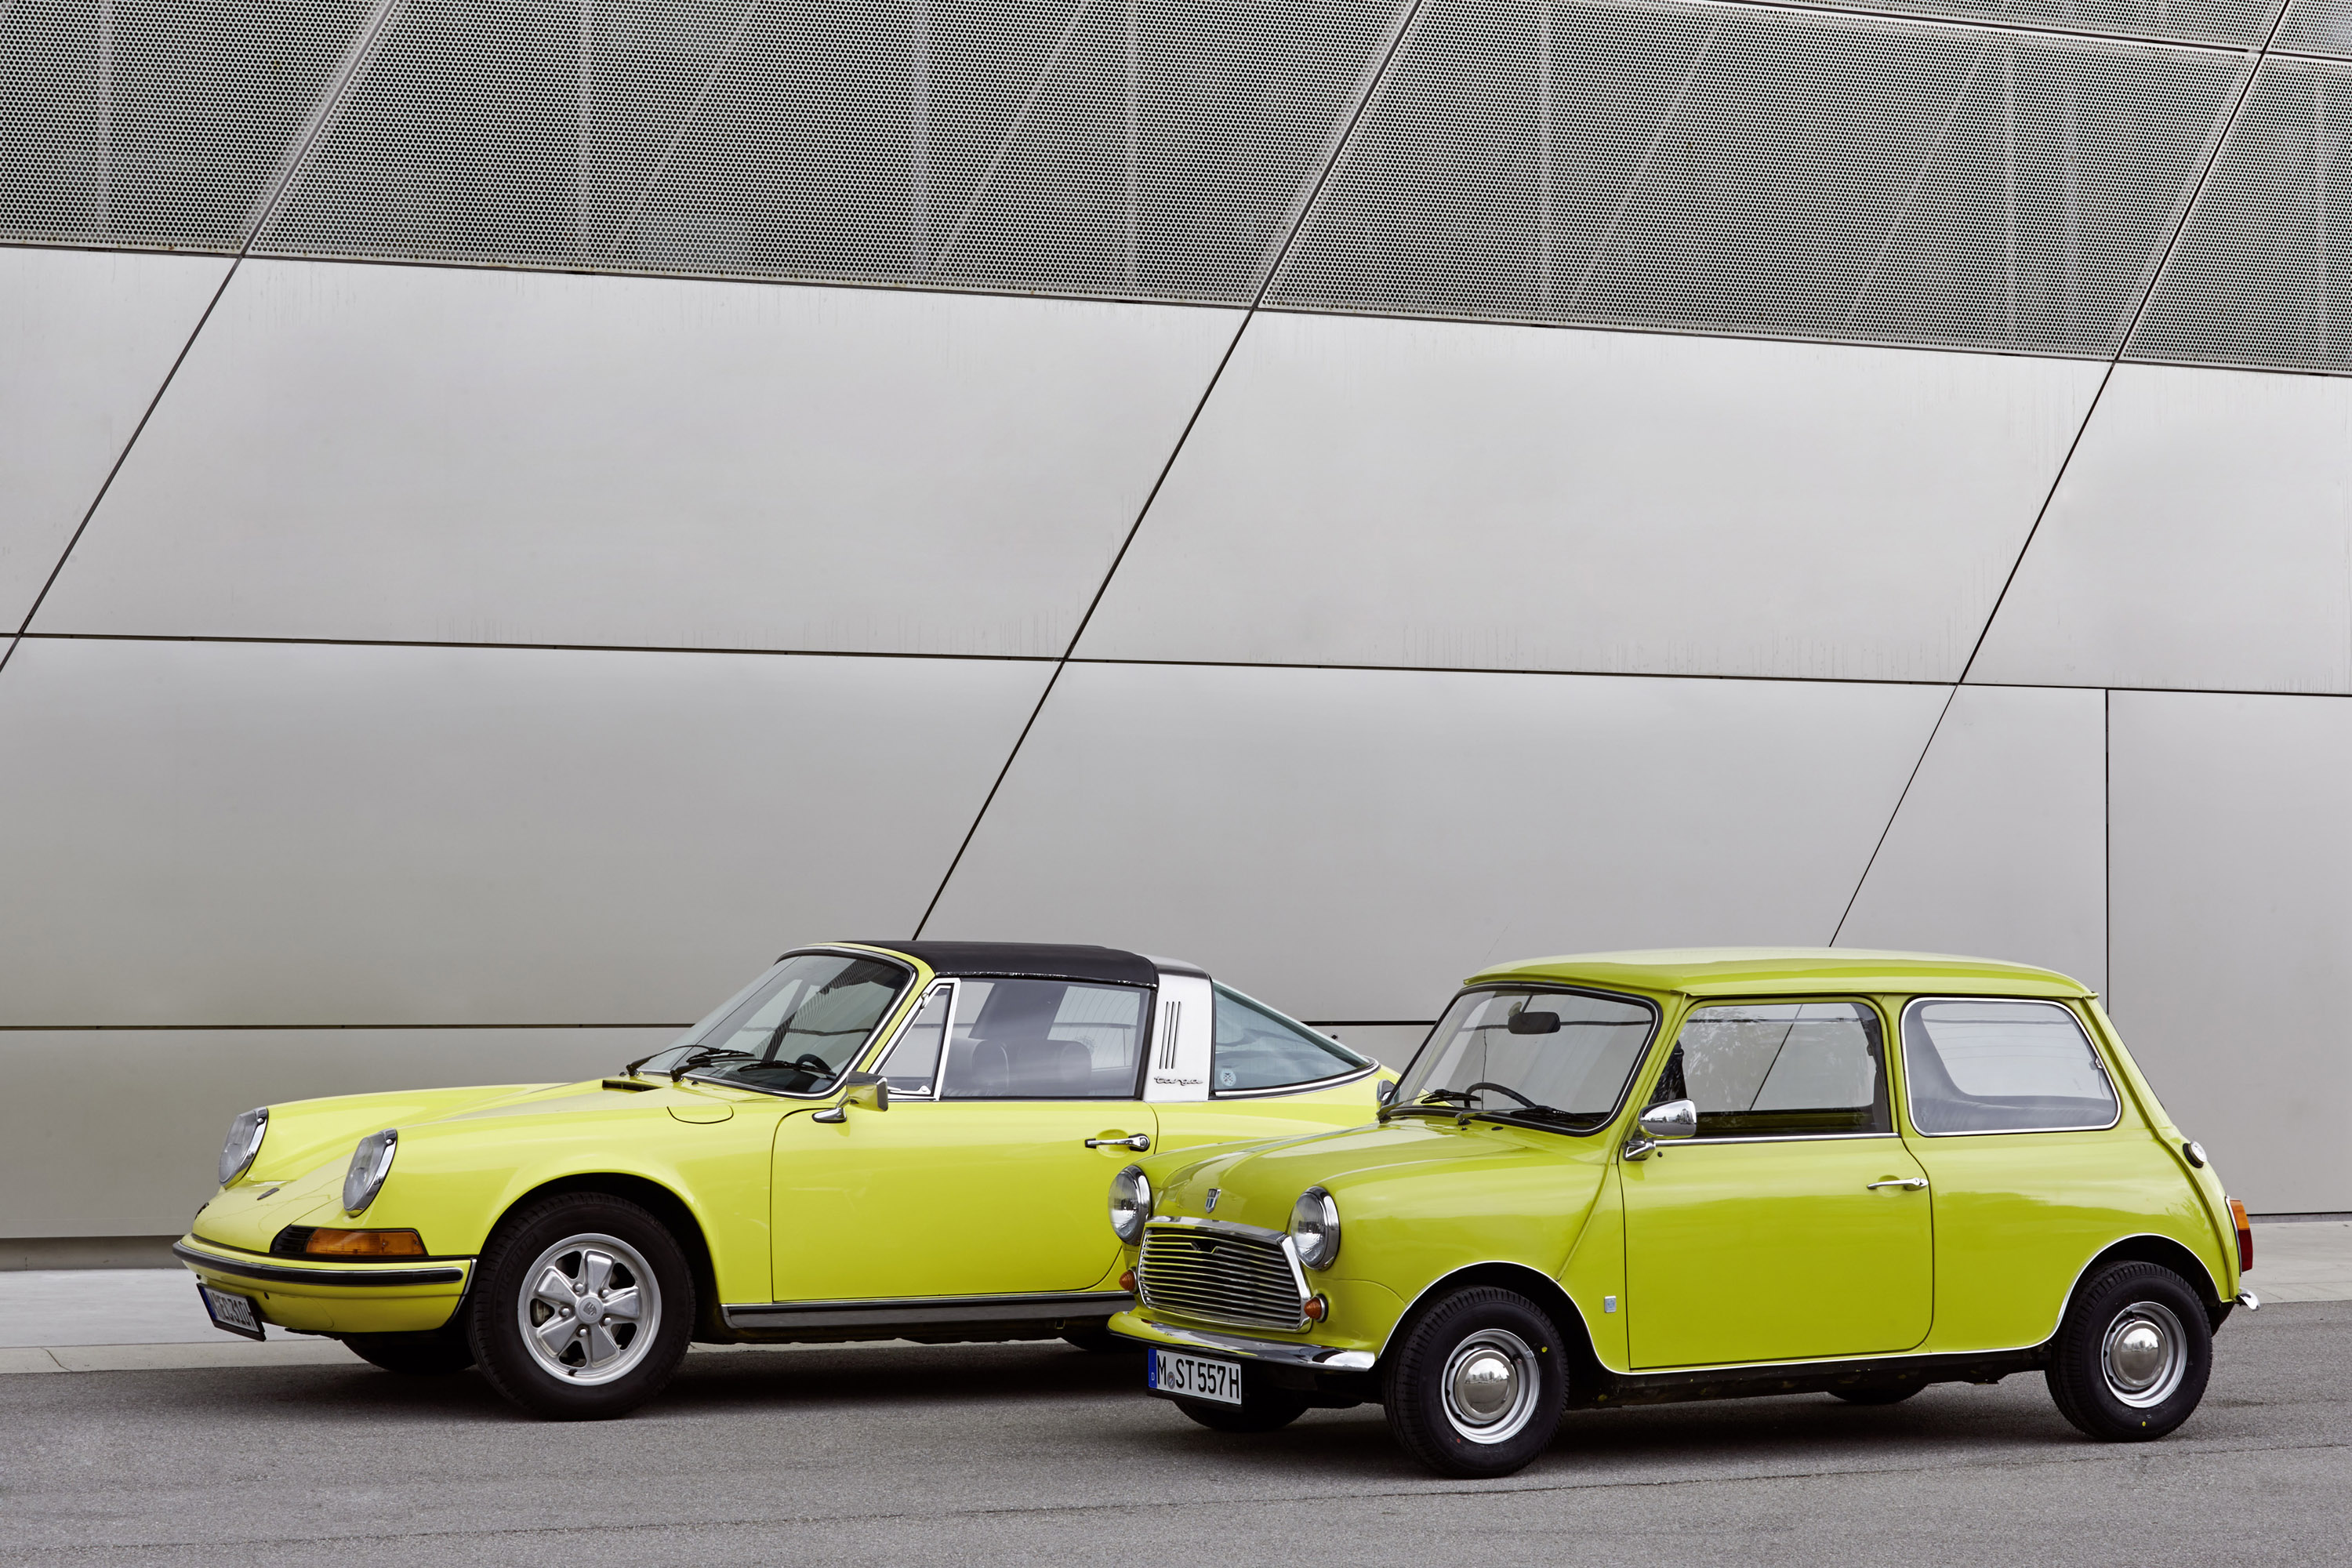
[342,1129,398,1215]
[218,1107,269,1187]
[1109,1164,1152,1244]
[1289,1186,1340,1270]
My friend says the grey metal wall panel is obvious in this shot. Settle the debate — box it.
[0,0,376,250]
[2,1027,677,1238]
[2129,59,2352,374]
[2277,0,2352,57]
[2109,689,2352,1211]
[1810,0,2275,46]
[924,662,1949,1021]
[0,637,1051,1027]
[256,0,1407,301]
[1273,0,2245,358]
[1835,684,2107,991]
[1078,311,2101,680]
[34,261,1236,654]
[1971,364,2352,694]
[0,247,227,631]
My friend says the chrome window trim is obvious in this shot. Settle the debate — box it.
[1899,996,2125,1138]
[678,946,921,1101]
[928,973,1155,1103]
[870,977,956,1101]
[1646,995,1898,1142]
[1207,1062,1384,1100]
[1666,1131,1904,1147]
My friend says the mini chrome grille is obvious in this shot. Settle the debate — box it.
[1137,1224,1305,1331]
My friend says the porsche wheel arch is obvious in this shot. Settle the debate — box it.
[1383,1262,1603,1401]
[492,1174,725,1340]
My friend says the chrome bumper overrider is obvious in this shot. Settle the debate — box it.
[2238,1290,2260,1311]
[173,1239,467,1290]
[1113,1315,1376,1373]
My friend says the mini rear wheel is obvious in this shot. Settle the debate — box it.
[1382,1287,1565,1478]
[466,1192,694,1420]
[2045,1261,2211,1442]
[343,1320,474,1375]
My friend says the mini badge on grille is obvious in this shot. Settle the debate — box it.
[1204,1188,1219,1213]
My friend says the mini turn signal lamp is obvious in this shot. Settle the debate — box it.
[306,1228,426,1258]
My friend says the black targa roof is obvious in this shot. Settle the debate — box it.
[840,941,1160,988]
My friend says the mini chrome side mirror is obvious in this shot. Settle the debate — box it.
[1624,1098,1698,1161]
[811,1072,889,1123]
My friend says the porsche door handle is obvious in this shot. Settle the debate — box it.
[1867,1178,1929,1190]
[1087,1134,1151,1152]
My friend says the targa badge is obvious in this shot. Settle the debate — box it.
[1204,1188,1219,1213]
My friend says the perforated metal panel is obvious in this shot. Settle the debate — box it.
[2276,0,2352,57]
[0,0,376,250]
[1806,0,2276,49]
[258,0,1407,301]
[2129,59,2352,372]
[1272,0,2246,357]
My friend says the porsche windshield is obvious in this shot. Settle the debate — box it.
[1396,987,1657,1131]
[672,952,912,1096]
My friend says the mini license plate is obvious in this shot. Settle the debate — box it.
[198,1283,265,1341]
[1149,1347,1243,1406]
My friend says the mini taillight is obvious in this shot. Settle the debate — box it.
[306,1228,426,1258]
[2229,1198,2253,1272]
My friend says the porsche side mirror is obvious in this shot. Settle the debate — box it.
[1375,1080,1398,1107]
[811,1072,889,1123]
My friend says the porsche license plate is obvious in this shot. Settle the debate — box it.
[199,1283,265,1341]
[1149,1347,1242,1406]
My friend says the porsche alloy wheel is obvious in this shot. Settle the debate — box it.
[470,1192,694,1420]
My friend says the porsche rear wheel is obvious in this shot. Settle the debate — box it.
[343,1320,474,1375]
[467,1192,694,1420]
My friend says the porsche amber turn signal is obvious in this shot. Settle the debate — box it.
[305,1228,426,1258]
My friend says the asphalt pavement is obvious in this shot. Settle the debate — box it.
[4,1298,2345,1566]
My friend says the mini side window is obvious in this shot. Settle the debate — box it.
[1901,998,2119,1134]
[1645,1000,1892,1138]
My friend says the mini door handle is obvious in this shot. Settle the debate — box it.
[1087,1134,1151,1151]
[1867,1178,1929,1190]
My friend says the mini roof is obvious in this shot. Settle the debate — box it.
[841,940,1160,988]
[1467,947,2090,1000]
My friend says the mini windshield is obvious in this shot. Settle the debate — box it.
[668,951,913,1096]
[1396,987,1657,1132]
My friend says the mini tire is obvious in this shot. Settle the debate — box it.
[343,1321,474,1375]
[1171,1373,1312,1434]
[1381,1287,1566,1479]
[2045,1260,2212,1442]
[466,1192,695,1420]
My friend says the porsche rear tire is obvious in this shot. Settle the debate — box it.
[467,1192,695,1421]
[343,1321,474,1375]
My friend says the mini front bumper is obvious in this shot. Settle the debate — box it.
[176,1235,473,1336]
[1109,1308,1377,1373]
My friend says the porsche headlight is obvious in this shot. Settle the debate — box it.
[218,1107,269,1187]
[1109,1164,1152,1244]
[342,1129,398,1215]
[1289,1186,1341,1270]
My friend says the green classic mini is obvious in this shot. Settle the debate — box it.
[176,942,1386,1418]
[1105,949,2256,1478]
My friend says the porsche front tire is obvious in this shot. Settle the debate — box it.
[467,1192,695,1420]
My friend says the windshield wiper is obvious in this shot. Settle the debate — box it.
[667,1046,755,1083]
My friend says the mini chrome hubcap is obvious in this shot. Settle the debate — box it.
[518,1232,659,1385]
[1441,1329,1541,1444]
[2100,1300,2187,1409]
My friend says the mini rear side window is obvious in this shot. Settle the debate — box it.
[1901,999,2120,1135]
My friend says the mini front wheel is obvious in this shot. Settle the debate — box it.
[466,1192,695,1420]
[2045,1261,2212,1442]
[1382,1287,1565,1478]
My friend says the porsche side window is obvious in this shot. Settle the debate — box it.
[1902,999,2120,1135]
[1646,1000,1892,1138]
[1210,984,1372,1092]
[938,979,1146,1099]
[877,984,953,1097]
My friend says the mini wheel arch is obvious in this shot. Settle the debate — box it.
[1379,1262,1602,1403]
[495,1174,725,1341]
[2075,1235,2233,1332]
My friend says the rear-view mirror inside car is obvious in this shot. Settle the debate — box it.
[1507,1011,1562,1035]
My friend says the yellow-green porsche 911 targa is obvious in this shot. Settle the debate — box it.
[176,942,1388,1418]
